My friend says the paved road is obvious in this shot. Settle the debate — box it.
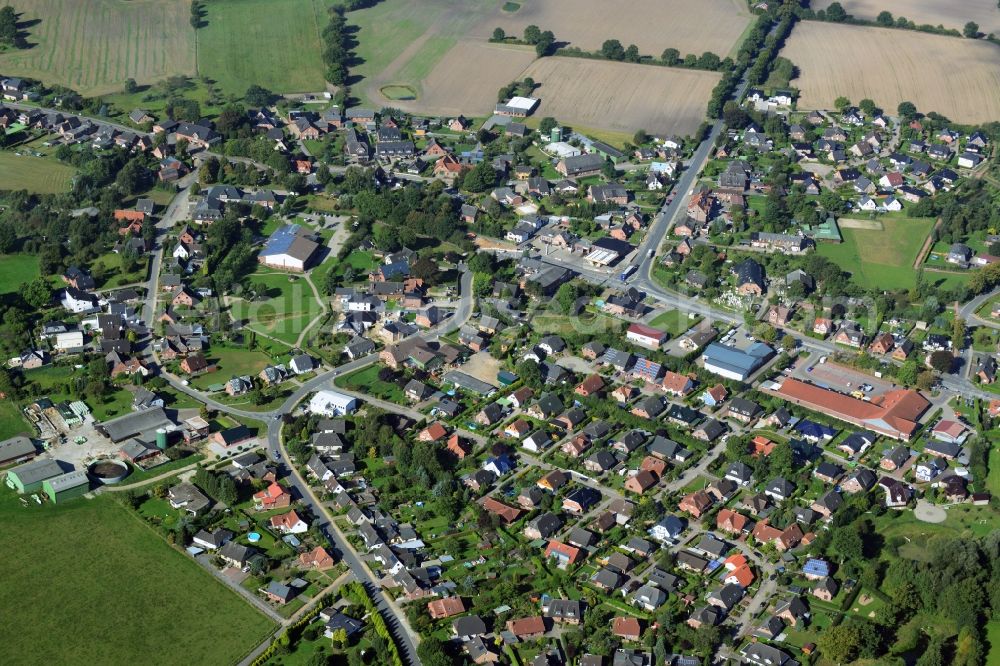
[194,553,285,622]
[129,181,475,665]
[3,101,154,137]
[959,286,1000,326]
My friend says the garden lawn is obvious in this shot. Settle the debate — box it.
[0,493,274,664]
[817,216,935,290]
[334,365,404,403]
[0,254,40,294]
[648,309,702,336]
[230,272,323,346]
[0,151,76,193]
[190,347,275,389]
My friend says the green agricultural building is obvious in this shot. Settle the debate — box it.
[42,470,90,503]
[5,458,64,493]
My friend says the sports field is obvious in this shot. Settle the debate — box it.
[197,0,330,94]
[811,0,1000,36]
[0,253,40,294]
[0,493,274,664]
[782,21,1000,123]
[229,272,324,346]
[817,216,935,290]
[0,151,76,193]
[521,57,720,137]
[0,0,195,95]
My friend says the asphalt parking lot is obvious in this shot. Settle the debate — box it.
[801,360,897,397]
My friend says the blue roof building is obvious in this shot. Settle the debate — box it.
[258,224,319,271]
[701,342,773,381]
[794,419,837,442]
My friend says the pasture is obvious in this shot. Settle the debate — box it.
[0,253,40,293]
[781,21,1000,123]
[489,0,751,57]
[0,150,76,193]
[0,0,195,95]
[520,57,720,137]
[811,0,1000,36]
[197,0,330,94]
[0,493,274,664]
[817,216,935,290]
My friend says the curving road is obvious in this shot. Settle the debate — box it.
[133,172,475,664]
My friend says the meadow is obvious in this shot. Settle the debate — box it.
[781,21,1000,123]
[0,151,76,193]
[0,253,40,293]
[229,271,324,346]
[817,216,935,290]
[0,0,195,95]
[197,0,331,94]
[0,493,274,664]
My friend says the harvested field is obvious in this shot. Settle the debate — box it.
[489,0,751,57]
[521,57,719,137]
[353,0,749,107]
[782,21,1000,123]
[0,0,195,95]
[812,0,1000,36]
[372,41,537,116]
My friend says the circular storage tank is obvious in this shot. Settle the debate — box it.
[156,428,168,450]
[88,459,131,485]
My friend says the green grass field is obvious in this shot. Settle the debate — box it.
[648,309,702,336]
[0,0,196,95]
[198,0,330,94]
[0,493,273,664]
[0,151,76,193]
[334,365,404,403]
[0,253,40,293]
[23,365,135,421]
[817,217,935,290]
[0,400,28,440]
[190,346,276,389]
[229,272,324,346]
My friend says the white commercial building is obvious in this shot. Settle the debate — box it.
[308,390,358,416]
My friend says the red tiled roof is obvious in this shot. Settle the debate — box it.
[662,371,692,394]
[612,616,642,639]
[506,616,545,637]
[774,378,929,439]
[627,323,666,340]
[428,596,466,619]
[270,509,304,530]
[544,539,582,565]
[482,497,522,524]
